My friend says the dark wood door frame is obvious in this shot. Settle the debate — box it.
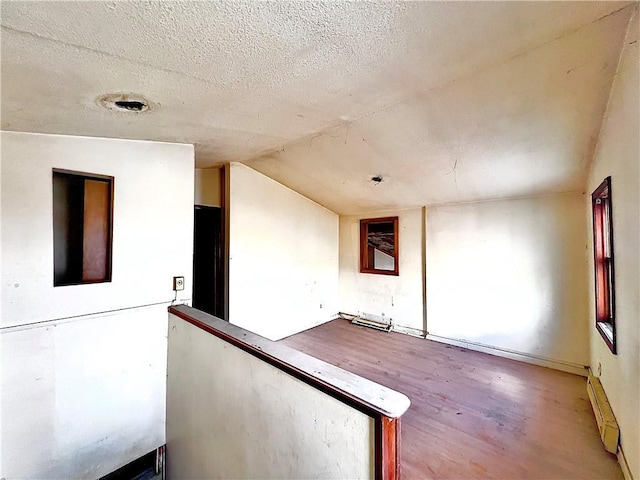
[193,205,225,319]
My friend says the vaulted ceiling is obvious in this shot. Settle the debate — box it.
[1,1,635,214]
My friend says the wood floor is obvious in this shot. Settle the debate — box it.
[280,320,622,480]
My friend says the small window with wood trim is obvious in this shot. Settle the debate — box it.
[360,216,399,276]
[591,176,616,354]
[53,169,114,286]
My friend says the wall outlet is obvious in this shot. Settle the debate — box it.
[173,276,184,291]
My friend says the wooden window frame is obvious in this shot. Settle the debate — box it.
[53,169,114,287]
[360,216,399,276]
[591,176,616,354]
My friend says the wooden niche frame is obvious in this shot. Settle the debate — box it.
[53,169,114,287]
[360,216,399,276]
[591,176,616,354]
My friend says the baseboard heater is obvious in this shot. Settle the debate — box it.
[587,374,619,454]
[352,312,392,332]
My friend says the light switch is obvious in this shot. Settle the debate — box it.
[173,276,184,291]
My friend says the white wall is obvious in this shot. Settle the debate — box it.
[0,132,194,479]
[166,312,375,479]
[426,193,590,370]
[585,9,639,479]
[339,208,425,334]
[195,166,223,207]
[228,163,338,341]
[1,306,168,479]
[1,133,193,325]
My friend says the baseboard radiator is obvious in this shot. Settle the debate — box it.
[587,374,619,454]
[352,312,392,332]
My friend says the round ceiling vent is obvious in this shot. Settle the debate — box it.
[97,93,155,114]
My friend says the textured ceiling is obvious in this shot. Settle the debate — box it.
[1,1,635,214]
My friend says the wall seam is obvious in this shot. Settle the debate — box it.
[0,299,183,333]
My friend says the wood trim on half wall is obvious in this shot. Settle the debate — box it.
[168,304,409,479]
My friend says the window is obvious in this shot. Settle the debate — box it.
[360,217,399,276]
[53,169,114,286]
[591,176,616,354]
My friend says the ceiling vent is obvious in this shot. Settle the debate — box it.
[97,93,154,114]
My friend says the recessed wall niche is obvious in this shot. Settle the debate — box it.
[53,169,114,286]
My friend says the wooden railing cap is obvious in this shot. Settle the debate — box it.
[169,305,411,419]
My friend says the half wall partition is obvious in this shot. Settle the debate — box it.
[167,305,410,479]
